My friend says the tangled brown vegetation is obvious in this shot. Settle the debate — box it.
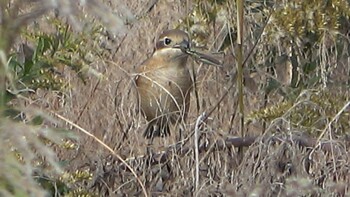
[2,0,350,196]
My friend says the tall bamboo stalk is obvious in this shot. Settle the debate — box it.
[235,0,245,162]
[236,0,244,139]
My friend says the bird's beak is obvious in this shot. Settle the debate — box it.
[173,40,190,52]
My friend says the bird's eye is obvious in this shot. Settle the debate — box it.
[164,38,172,45]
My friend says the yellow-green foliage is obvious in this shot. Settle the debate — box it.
[179,0,350,48]
[61,170,93,185]
[248,100,293,122]
[178,0,228,45]
[9,18,104,91]
[61,170,95,197]
[269,0,350,38]
[248,90,350,136]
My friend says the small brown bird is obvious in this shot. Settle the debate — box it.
[135,29,192,139]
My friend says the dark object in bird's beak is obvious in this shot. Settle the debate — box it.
[173,40,190,52]
[173,41,222,67]
[186,49,222,67]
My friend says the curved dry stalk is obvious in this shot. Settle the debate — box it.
[52,112,148,197]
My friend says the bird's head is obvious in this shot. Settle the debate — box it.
[153,29,190,61]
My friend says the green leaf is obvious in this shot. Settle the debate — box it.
[303,61,317,74]
[4,90,16,104]
[265,78,281,94]
[23,58,34,77]
[307,75,320,87]
[8,56,23,73]
[3,108,22,121]
[31,115,44,125]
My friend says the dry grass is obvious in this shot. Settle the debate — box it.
[2,0,350,196]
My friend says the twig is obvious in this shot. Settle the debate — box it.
[52,112,148,197]
[121,133,349,168]
[194,113,206,194]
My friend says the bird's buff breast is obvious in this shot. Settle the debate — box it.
[136,65,192,120]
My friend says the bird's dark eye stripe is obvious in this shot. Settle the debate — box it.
[164,38,172,45]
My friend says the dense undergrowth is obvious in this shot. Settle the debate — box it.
[1,0,350,196]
